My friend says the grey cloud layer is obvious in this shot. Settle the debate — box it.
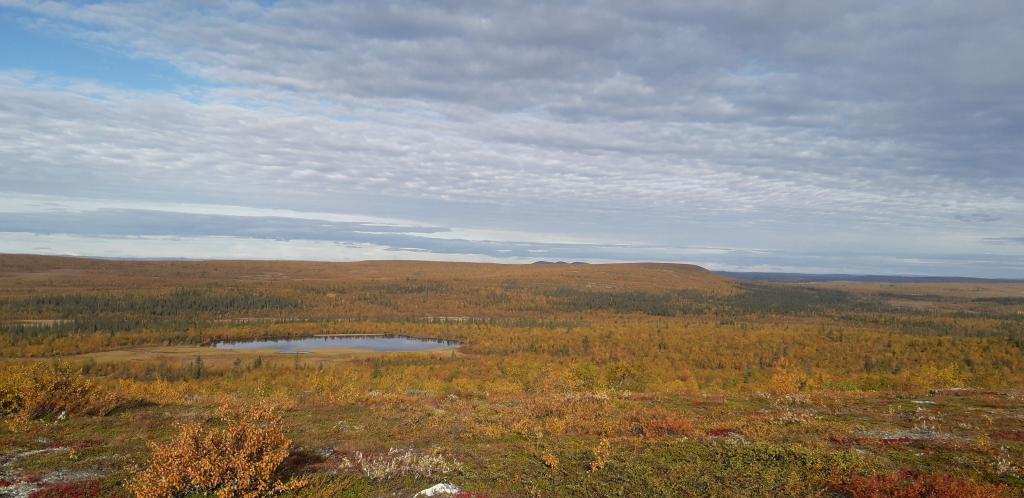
[1,1,1022,275]
[4,207,1022,277]
[0,208,651,260]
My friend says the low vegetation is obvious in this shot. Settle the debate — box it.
[128,402,299,498]
[0,255,1021,496]
[0,362,134,426]
[831,471,1009,498]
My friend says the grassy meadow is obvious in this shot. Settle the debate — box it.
[0,255,1022,497]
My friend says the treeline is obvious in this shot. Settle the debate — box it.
[0,288,303,338]
[1,288,301,316]
[543,284,889,317]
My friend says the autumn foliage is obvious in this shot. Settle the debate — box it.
[2,256,1023,496]
[128,403,299,498]
[832,471,1009,498]
[0,362,130,424]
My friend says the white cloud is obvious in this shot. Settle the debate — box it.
[0,232,529,263]
[0,1,1022,276]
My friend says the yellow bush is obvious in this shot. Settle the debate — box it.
[485,379,524,397]
[128,402,300,498]
[589,438,611,472]
[0,362,128,424]
[767,357,807,396]
[657,378,700,395]
[542,453,560,470]
[114,378,189,406]
[899,364,965,393]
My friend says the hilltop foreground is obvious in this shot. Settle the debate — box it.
[0,255,1022,496]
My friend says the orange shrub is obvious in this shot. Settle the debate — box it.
[541,453,560,470]
[832,471,1008,498]
[641,417,695,437]
[128,402,300,498]
[633,407,695,437]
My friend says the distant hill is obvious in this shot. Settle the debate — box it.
[718,271,1024,284]
[0,254,733,294]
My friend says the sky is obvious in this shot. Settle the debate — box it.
[1,1,1022,277]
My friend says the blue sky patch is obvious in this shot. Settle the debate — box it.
[0,9,198,90]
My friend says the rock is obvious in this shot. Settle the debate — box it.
[0,482,41,498]
[414,482,462,497]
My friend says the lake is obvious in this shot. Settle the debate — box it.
[211,335,458,353]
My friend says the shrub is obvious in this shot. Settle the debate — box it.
[128,402,300,498]
[898,365,965,393]
[832,471,1009,498]
[641,417,695,437]
[541,453,560,470]
[767,357,807,395]
[589,438,611,472]
[0,363,129,424]
[113,378,188,406]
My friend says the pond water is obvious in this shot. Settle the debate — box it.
[211,336,458,353]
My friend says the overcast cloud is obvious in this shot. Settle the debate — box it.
[0,1,1022,276]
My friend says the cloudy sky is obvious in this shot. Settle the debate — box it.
[1,1,1022,277]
